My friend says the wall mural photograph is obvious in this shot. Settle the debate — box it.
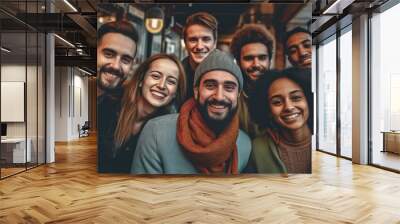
[96,3,312,174]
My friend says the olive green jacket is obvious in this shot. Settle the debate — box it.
[245,133,288,173]
[238,93,265,139]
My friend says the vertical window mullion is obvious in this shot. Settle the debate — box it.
[25,0,28,171]
[337,29,341,157]
[316,44,320,151]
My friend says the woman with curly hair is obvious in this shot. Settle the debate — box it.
[246,68,312,173]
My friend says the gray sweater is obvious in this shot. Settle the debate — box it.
[131,114,252,174]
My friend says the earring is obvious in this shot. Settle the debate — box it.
[139,82,142,87]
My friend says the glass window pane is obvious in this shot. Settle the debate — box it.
[340,28,352,158]
[1,30,28,177]
[318,36,337,154]
[38,32,45,165]
[1,1,46,179]
[371,3,400,171]
[27,31,38,169]
[312,45,317,151]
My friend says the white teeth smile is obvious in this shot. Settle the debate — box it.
[282,113,300,121]
[193,52,206,57]
[250,72,260,78]
[103,72,119,82]
[211,105,226,109]
[104,72,116,78]
[151,91,166,98]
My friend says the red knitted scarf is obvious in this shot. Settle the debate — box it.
[177,99,239,174]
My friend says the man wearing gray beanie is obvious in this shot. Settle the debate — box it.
[193,49,243,91]
[132,49,251,174]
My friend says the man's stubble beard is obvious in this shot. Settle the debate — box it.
[97,65,126,94]
[196,97,237,136]
[242,64,268,94]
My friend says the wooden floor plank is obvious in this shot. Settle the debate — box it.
[0,135,400,223]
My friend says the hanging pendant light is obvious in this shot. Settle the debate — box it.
[145,7,165,34]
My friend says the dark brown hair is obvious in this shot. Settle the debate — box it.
[98,20,139,59]
[249,68,313,132]
[98,20,139,44]
[230,24,274,63]
[284,27,311,54]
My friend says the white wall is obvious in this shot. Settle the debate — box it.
[1,64,46,164]
[54,67,89,141]
[1,65,27,140]
[1,65,40,137]
[73,73,89,137]
[55,67,69,141]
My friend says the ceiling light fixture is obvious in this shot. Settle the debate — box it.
[145,7,165,34]
[63,0,78,12]
[54,34,75,48]
[98,15,116,24]
[1,47,11,53]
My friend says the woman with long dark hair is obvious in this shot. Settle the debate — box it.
[98,53,187,173]
[247,68,312,173]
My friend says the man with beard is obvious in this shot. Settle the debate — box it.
[285,27,312,69]
[97,21,138,99]
[131,49,251,174]
[230,24,274,138]
[97,21,138,172]
[181,12,218,100]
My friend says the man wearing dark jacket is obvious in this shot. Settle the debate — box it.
[97,21,138,173]
[285,27,312,69]
[230,24,274,139]
[181,12,218,100]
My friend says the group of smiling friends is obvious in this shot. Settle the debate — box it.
[97,12,313,174]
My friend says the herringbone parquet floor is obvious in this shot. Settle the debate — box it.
[1,135,400,223]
